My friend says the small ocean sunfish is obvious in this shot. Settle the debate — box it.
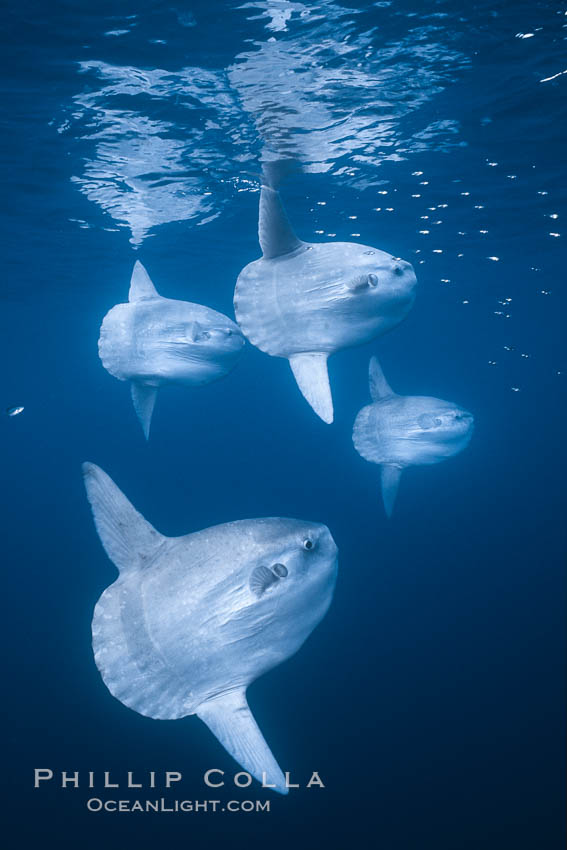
[99,261,245,439]
[82,463,338,794]
[353,357,474,516]
[234,167,417,423]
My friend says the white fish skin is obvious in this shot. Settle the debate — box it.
[99,261,245,437]
[100,298,244,385]
[83,463,338,794]
[353,357,474,515]
[234,183,417,422]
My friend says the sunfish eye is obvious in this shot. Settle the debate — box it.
[363,250,375,255]
[302,538,314,551]
[367,273,378,287]
[417,413,442,429]
[271,563,288,578]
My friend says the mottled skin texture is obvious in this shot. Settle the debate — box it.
[352,358,474,515]
[93,517,338,720]
[99,297,244,388]
[353,395,474,468]
[83,463,338,794]
[233,184,417,422]
[235,241,416,357]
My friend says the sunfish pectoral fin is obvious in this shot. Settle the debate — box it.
[259,185,304,259]
[129,260,160,302]
[289,353,333,424]
[381,465,402,518]
[131,383,158,440]
[250,565,279,597]
[369,356,394,402]
[197,690,288,795]
[82,462,165,574]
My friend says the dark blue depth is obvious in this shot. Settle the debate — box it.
[1,2,565,848]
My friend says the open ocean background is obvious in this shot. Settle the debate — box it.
[2,1,565,847]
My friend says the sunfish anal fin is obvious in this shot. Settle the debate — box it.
[289,353,333,424]
[381,464,402,518]
[369,356,394,402]
[259,186,304,259]
[131,383,158,440]
[129,260,160,302]
[82,462,165,574]
[197,690,288,795]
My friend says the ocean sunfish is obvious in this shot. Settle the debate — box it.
[99,261,245,439]
[353,357,474,516]
[82,463,338,794]
[234,179,417,423]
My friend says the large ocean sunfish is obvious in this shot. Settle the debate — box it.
[234,180,417,423]
[99,261,245,439]
[353,357,474,516]
[82,463,338,794]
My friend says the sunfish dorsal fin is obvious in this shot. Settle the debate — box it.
[82,462,164,574]
[129,260,159,302]
[289,353,333,424]
[369,356,394,401]
[131,383,158,440]
[259,186,304,259]
[197,690,288,795]
[381,464,402,518]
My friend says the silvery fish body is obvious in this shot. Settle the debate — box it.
[234,180,417,423]
[353,357,474,516]
[83,463,338,794]
[99,261,244,438]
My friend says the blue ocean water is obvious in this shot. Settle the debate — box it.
[2,1,565,847]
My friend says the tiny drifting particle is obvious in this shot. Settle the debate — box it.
[7,406,24,417]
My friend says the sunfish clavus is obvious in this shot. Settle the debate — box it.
[82,463,338,794]
[234,177,417,423]
[99,261,245,439]
[353,357,474,516]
